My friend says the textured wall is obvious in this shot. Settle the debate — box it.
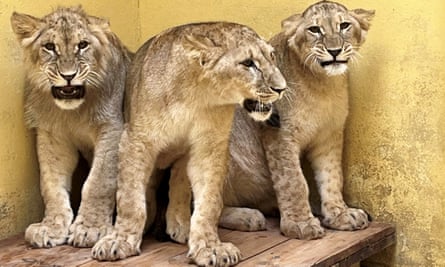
[1,0,444,266]
[0,0,139,240]
[343,1,445,266]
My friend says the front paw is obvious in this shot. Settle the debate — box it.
[68,216,113,247]
[166,216,190,244]
[280,216,325,240]
[187,241,241,267]
[25,222,69,248]
[92,232,141,261]
[323,207,369,230]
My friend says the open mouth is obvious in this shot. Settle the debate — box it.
[320,60,348,67]
[243,99,272,113]
[51,86,85,99]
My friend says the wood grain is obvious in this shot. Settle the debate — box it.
[0,219,395,267]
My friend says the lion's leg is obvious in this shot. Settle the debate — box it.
[166,156,191,244]
[68,124,123,247]
[186,138,241,266]
[262,130,325,240]
[307,131,369,230]
[25,129,78,248]
[165,169,268,240]
[92,128,157,261]
[219,206,266,232]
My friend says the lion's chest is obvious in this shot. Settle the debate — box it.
[279,84,349,148]
[151,102,235,169]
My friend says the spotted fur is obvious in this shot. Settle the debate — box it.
[91,22,286,267]
[149,1,375,251]
[222,1,375,239]
[11,6,131,248]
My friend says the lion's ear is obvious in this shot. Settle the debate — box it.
[87,15,111,33]
[350,9,375,31]
[10,12,43,47]
[281,14,303,36]
[87,15,117,48]
[349,9,375,44]
[183,34,222,67]
[184,34,216,51]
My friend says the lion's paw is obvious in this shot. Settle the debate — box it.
[219,207,266,232]
[68,217,112,247]
[92,233,141,261]
[166,217,190,244]
[25,222,68,248]
[323,207,369,231]
[280,216,325,240]
[187,241,241,267]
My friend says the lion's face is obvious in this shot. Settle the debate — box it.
[282,1,374,76]
[11,7,114,110]
[185,25,287,121]
[215,39,287,121]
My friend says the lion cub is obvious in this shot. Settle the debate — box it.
[11,7,131,248]
[92,22,286,266]
[222,1,375,239]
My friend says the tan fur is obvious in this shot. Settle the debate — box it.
[91,22,286,266]
[222,1,375,239]
[164,1,375,241]
[10,7,131,248]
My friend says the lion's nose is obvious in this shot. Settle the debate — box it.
[61,73,75,82]
[328,49,341,58]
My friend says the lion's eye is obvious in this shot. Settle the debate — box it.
[240,59,256,68]
[308,26,322,34]
[43,42,56,51]
[340,22,351,30]
[78,41,89,50]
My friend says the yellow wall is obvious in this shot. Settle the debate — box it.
[1,0,444,266]
[343,1,445,266]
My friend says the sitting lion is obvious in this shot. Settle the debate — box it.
[165,0,375,243]
[10,7,131,248]
[222,0,375,239]
[91,22,286,267]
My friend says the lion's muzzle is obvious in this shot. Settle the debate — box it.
[51,85,85,100]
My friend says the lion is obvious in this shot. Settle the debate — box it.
[91,22,286,267]
[221,1,375,239]
[165,0,375,242]
[10,7,131,248]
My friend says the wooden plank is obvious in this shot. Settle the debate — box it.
[239,222,396,267]
[0,236,92,267]
[0,220,395,267]
[336,232,396,267]
[222,218,288,257]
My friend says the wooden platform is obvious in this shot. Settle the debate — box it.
[0,219,395,267]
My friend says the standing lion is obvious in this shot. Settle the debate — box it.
[10,6,131,248]
[165,0,375,243]
[92,22,286,267]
